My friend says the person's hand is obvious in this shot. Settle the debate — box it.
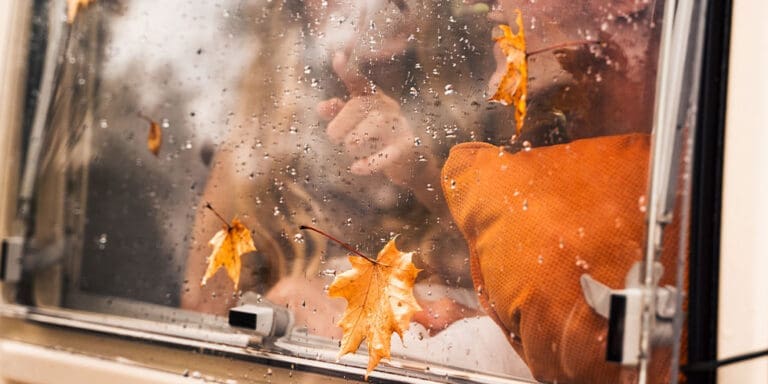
[317,51,419,186]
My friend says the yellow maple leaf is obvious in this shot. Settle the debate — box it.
[327,237,422,378]
[489,9,527,134]
[67,0,94,24]
[201,206,256,290]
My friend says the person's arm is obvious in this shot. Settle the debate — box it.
[180,126,273,315]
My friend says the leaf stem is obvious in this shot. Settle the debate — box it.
[527,40,603,57]
[136,111,154,124]
[205,202,231,229]
[299,225,381,265]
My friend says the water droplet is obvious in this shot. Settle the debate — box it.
[575,256,590,270]
[319,269,336,277]
[577,227,585,238]
[266,368,273,376]
[638,195,647,212]
[273,207,280,216]
[99,118,109,129]
[426,183,434,191]
[293,233,304,243]
[449,179,457,190]
[522,140,532,151]
[522,199,529,211]
[183,140,192,150]
[303,65,312,74]
[537,255,544,264]
[310,78,319,88]
[444,84,455,95]
[413,137,422,146]
[161,118,170,129]
[97,233,108,250]
[601,21,609,31]
[409,87,419,96]
[344,218,352,226]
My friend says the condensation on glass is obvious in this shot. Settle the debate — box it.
[7,0,701,383]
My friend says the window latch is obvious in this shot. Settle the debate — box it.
[580,261,681,365]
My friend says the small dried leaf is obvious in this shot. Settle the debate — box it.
[489,9,527,134]
[328,237,422,378]
[201,218,257,289]
[67,0,94,24]
[147,119,162,156]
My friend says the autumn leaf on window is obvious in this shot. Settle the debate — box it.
[301,226,422,379]
[489,9,527,134]
[138,113,162,156]
[67,0,94,24]
[201,203,257,290]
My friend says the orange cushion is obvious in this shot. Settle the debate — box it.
[442,134,681,383]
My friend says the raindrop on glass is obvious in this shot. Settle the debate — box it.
[320,269,337,277]
[97,233,108,250]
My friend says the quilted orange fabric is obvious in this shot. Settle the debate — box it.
[442,134,682,383]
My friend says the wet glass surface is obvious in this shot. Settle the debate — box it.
[21,1,695,382]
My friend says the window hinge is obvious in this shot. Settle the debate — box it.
[1,237,24,283]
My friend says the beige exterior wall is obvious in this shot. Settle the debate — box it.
[718,1,768,383]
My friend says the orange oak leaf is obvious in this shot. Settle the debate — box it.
[201,204,256,290]
[327,237,422,379]
[138,113,162,156]
[67,0,94,24]
[489,9,527,134]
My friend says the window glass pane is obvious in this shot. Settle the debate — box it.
[20,0,694,382]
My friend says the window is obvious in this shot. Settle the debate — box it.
[2,1,706,383]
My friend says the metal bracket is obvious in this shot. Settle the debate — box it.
[1,237,24,283]
[581,261,682,365]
